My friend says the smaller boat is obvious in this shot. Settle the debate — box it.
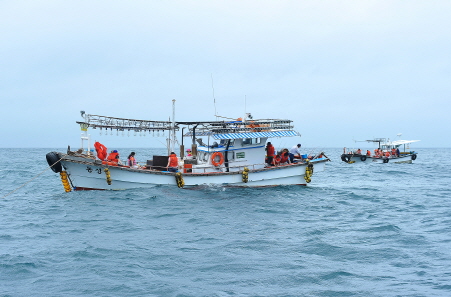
[341,137,420,164]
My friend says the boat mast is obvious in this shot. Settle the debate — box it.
[170,99,176,154]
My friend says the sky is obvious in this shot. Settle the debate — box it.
[1,0,450,149]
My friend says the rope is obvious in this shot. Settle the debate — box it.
[1,154,66,199]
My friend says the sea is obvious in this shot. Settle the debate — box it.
[1,148,450,297]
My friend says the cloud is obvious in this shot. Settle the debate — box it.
[1,0,450,147]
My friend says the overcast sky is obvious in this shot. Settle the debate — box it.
[1,0,450,149]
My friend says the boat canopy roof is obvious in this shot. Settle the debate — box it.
[183,130,299,139]
[364,138,420,146]
[386,140,420,146]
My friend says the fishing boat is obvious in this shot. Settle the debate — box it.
[341,137,419,164]
[46,103,330,191]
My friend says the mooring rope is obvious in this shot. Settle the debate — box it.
[1,154,66,199]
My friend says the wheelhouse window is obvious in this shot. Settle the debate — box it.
[220,139,234,146]
[242,138,261,146]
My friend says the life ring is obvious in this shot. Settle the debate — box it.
[46,152,63,173]
[211,152,224,166]
[383,158,389,163]
[360,155,367,162]
[411,154,417,160]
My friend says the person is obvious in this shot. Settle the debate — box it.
[265,142,275,166]
[107,150,121,164]
[289,144,302,162]
[366,150,371,156]
[391,148,396,156]
[186,148,192,157]
[356,148,362,155]
[279,149,291,164]
[396,147,400,157]
[127,152,137,168]
[166,152,178,172]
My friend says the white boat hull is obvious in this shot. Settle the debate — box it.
[57,153,329,190]
[371,154,415,164]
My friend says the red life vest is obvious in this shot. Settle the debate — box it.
[385,151,390,157]
[107,152,119,163]
[169,154,178,167]
[266,144,275,157]
[280,153,289,163]
[94,142,107,161]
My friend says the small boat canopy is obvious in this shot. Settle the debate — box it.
[388,140,420,146]
[213,130,299,139]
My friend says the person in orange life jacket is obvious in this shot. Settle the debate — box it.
[366,150,371,156]
[279,149,291,164]
[166,152,178,172]
[384,151,390,157]
[107,150,121,164]
[356,149,362,155]
[265,142,275,166]
[391,148,396,156]
[127,152,137,167]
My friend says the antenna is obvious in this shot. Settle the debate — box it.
[211,74,217,120]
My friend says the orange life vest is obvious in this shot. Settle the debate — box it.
[367,150,371,156]
[385,151,390,157]
[280,153,289,163]
[107,152,119,163]
[94,142,107,161]
[168,154,178,167]
[266,144,275,157]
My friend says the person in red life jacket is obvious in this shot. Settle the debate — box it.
[279,149,291,164]
[391,148,397,156]
[107,150,121,164]
[366,150,371,156]
[384,151,390,158]
[166,152,179,172]
[127,152,137,168]
[265,142,275,166]
[356,149,362,155]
